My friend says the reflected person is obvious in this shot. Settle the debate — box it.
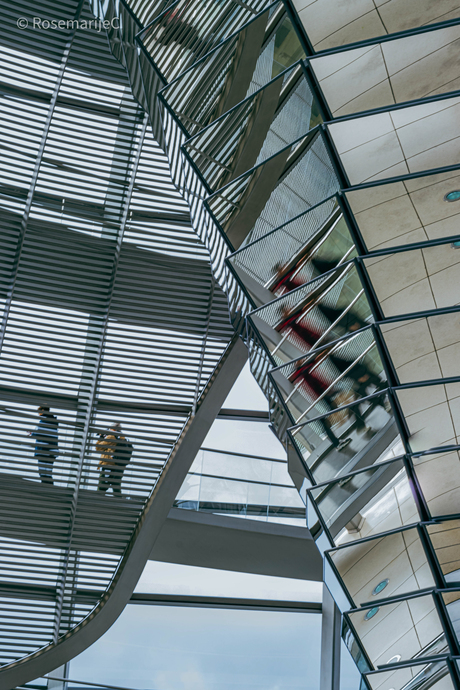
[276,305,321,351]
[290,360,351,451]
[272,262,305,295]
[326,350,388,415]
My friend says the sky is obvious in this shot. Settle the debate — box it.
[69,603,322,690]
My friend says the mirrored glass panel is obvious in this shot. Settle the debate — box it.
[229,196,340,304]
[158,2,305,134]
[248,262,373,364]
[183,65,322,192]
[412,449,460,519]
[366,661,454,690]
[288,391,398,484]
[328,527,435,607]
[205,130,338,248]
[364,241,460,319]
[346,170,460,254]
[441,591,460,643]
[342,619,372,675]
[348,594,445,668]
[140,0,276,82]
[310,26,460,119]
[397,383,460,454]
[272,328,387,425]
[309,459,419,546]
[380,311,460,386]
[426,520,460,585]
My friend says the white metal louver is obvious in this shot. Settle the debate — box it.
[0,0,239,681]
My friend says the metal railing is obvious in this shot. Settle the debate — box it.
[175,447,306,524]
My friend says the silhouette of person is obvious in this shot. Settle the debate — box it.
[29,406,59,485]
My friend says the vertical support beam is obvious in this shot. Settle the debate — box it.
[53,111,149,643]
[321,584,342,690]
[47,664,68,690]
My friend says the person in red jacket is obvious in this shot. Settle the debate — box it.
[276,305,320,352]
[271,263,305,295]
[289,360,351,450]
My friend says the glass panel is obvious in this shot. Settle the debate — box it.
[135,560,323,600]
[272,14,305,76]
[229,196,340,304]
[175,471,201,509]
[248,263,373,370]
[396,384,460,455]
[365,661,454,690]
[140,0,278,83]
[310,459,419,545]
[346,170,460,253]
[426,520,460,584]
[198,475,260,514]
[348,594,445,667]
[342,618,372,674]
[379,313,460,388]
[69,603,322,689]
[206,130,339,249]
[412,449,460,519]
[364,242,460,319]
[329,527,435,607]
[183,66,322,192]
[441,591,460,642]
[174,438,305,523]
[158,3,306,134]
[289,391,397,484]
[273,328,387,425]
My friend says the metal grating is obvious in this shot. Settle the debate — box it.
[0,0,235,672]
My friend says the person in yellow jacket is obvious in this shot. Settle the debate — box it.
[96,422,125,495]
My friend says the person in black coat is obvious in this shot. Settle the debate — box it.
[29,406,59,485]
[317,302,369,335]
[327,351,387,411]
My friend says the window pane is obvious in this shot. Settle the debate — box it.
[69,603,322,690]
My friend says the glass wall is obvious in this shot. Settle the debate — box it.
[66,602,322,690]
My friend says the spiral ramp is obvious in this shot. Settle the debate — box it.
[0,2,248,686]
